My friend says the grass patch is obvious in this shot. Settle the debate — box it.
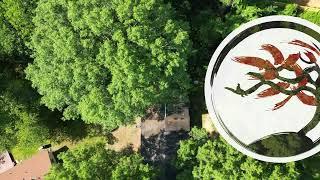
[300,10,320,25]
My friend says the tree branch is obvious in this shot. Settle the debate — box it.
[297,56,320,82]
[225,80,317,97]
[248,72,316,86]
[249,72,316,94]
[276,64,319,74]
[312,63,320,74]
[278,75,315,85]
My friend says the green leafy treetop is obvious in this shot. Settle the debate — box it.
[45,140,155,180]
[111,154,156,180]
[175,127,301,180]
[0,0,37,60]
[0,6,24,60]
[1,0,37,43]
[26,0,192,129]
[0,66,49,159]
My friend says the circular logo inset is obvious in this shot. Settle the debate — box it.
[205,16,320,163]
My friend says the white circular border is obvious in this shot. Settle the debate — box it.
[205,15,320,163]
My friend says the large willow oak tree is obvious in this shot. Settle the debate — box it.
[26,0,192,129]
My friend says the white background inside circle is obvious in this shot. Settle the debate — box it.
[205,16,320,163]
[213,28,320,145]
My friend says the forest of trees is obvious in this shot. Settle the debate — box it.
[1,0,320,179]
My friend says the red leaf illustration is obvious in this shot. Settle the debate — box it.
[289,39,320,55]
[232,57,274,70]
[296,91,317,106]
[281,53,300,68]
[261,44,284,65]
[304,51,317,63]
[273,95,293,110]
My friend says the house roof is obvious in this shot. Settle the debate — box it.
[0,151,15,174]
[0,150,53,180]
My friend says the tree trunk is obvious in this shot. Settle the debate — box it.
[299,101,320,136]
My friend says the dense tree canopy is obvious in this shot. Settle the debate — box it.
[0,0,36,61]
[0,64,111,159]
[1,0,37,42]
[0,9,21,60]
[0,0,37,60]
[2,0,320,178]
[112,154,156,180]
[46,140,155,180]
[0,65,49,159]
[26,0,192,129]
[175,128,301,179]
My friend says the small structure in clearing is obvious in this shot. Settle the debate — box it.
[106,104,190,178]
[141,105,190,138]
[164,107,190,132]
[202,113,216,134]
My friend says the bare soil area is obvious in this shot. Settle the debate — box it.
[107,119,141,152]
[295,0,320,8]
